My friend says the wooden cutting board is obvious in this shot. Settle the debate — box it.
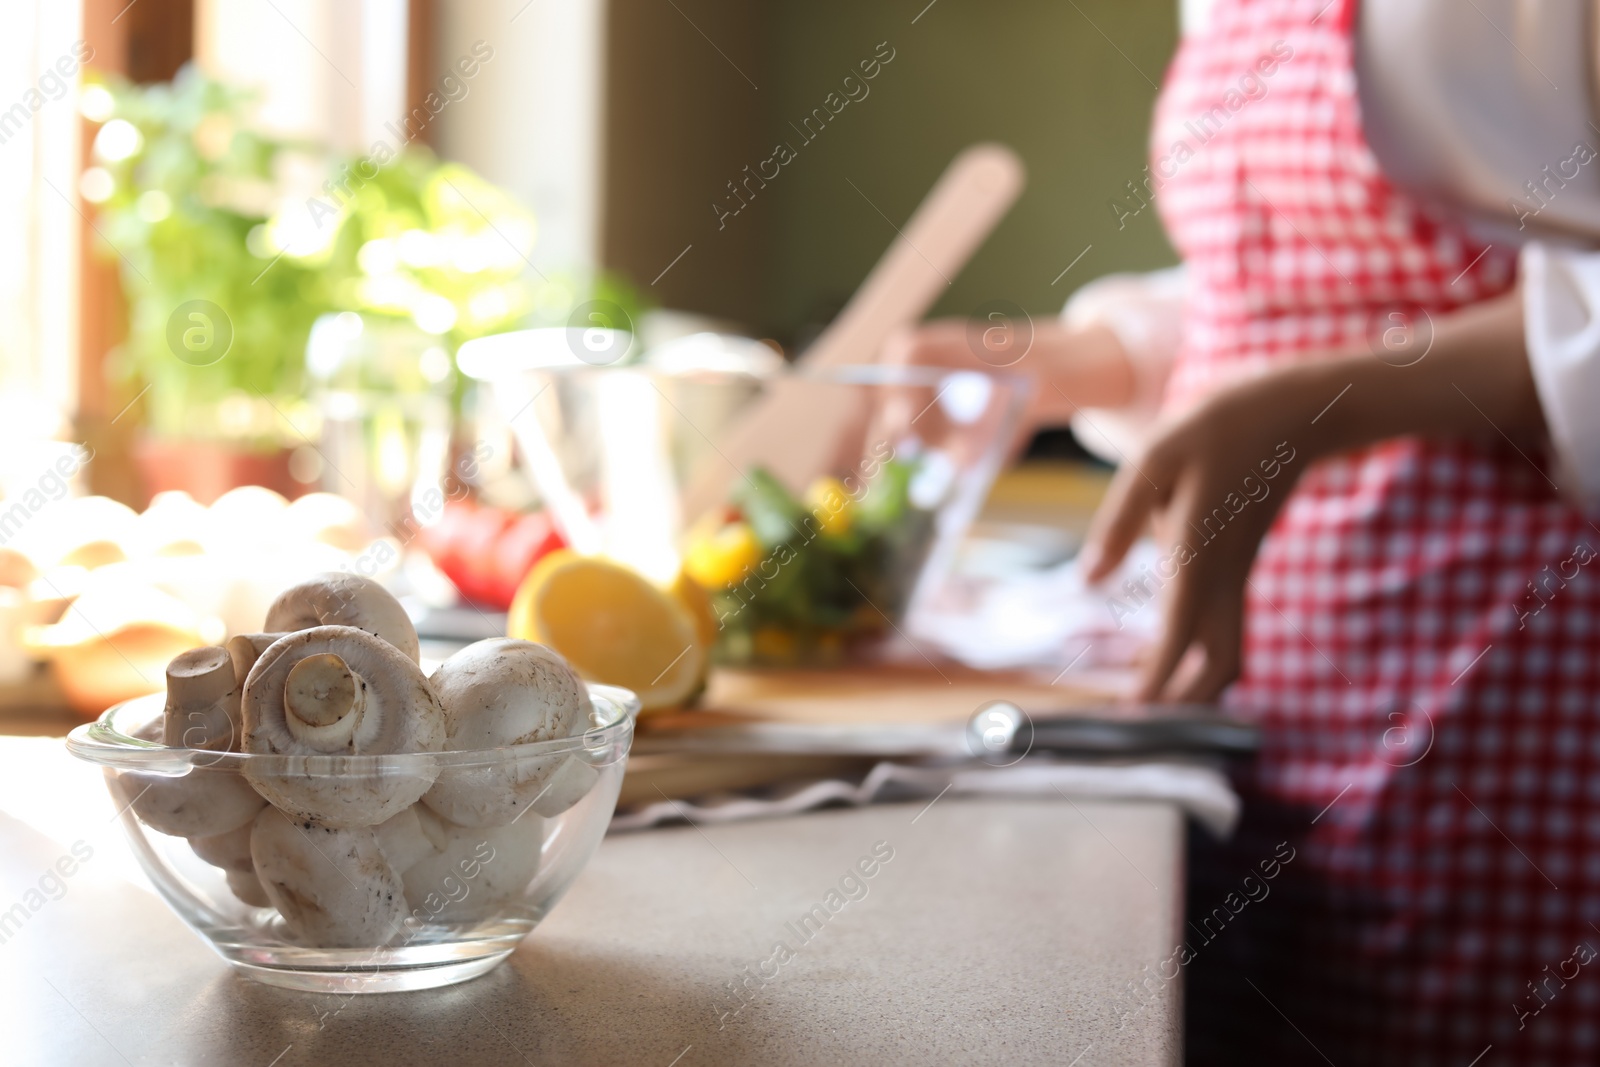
[622,663,1122,804]
[643,662,1118,731]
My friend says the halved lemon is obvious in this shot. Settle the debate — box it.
[668,569,719,653]
[509,550,706,713]
[667,569,718,701]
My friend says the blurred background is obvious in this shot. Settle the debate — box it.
[0,0,1180,725]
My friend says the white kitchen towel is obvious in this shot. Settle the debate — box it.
[908,541,1164,673]
[610,758,1240,837]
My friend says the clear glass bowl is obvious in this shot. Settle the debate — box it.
[459,332,1030,665]
[66,683,636,993]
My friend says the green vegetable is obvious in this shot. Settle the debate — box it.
[733,468,806,548]
[712,457,934,665]
[854,457,913,532]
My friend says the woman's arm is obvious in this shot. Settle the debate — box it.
[882,318,1136,462]
[885,318,1137,419]
[1081,287,1539,702]
[1287,290,1540,455]
[886,266,1190,445]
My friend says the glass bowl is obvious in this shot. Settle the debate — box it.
[459,331,1030,665]
[66,683,636,993]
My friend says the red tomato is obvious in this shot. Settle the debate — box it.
[418,499,569,607]
[485,511,566,608]
[418,498,478,591]
[453,505,515,604]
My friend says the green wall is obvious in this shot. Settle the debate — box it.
[757,0,1180,341]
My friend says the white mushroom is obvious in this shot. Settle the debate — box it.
[191,822,274,907]
[129,713,164,743]
[132,490,208,557]
[120,643,264,844]
[202,485,287,557]
[190,821,255,872]
[421,639,598,827]
[162,645,239,751]
[250,805,407,947]
[375,805,437,873]
[227,632,286,688]
[242,626,445,828]
[525,755,604,818]
[117,643,265,844]
[264,573,419,663]
[118,764,265,839]
[227,869,273,908]
[42,495,138,570]
[283,492,371,553]
[121,642,265,837]
[401,804,544,924]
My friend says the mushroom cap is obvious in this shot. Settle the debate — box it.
[526,753,602,819]
[162,644,240,751]
[244,626,444,756]
[227,868,273,908]
[250,806,407,947]
[190,821,255,873]
[375,805,437,873]
[202,486,288,557]
[283,492,370,553]
[429,639,591,749]
[421,639,595,827]
[129,713,164,744]
[120,766,266,838]
[264,573,419,663]
[401,805,544,924]
[242,626,445,828]
[133,490,209,557]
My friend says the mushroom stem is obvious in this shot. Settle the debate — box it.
[228,632,287,688]
[283,653,366,752]
[163,645,240,750]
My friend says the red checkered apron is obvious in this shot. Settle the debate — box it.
[1155,2,1600,1063]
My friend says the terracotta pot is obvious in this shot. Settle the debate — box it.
[134,437,304,506]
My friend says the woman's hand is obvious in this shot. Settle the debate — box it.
[1080,286,1540,703]
[1080,373,1309,701]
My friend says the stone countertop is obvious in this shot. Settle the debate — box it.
[1,772,1183,1065]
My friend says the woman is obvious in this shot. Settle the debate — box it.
[899,0,1600,1061]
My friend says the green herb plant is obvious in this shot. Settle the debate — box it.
[85,64,642,445]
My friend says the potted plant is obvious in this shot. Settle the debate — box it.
[85,67,334,500]
[82,65,641,505]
